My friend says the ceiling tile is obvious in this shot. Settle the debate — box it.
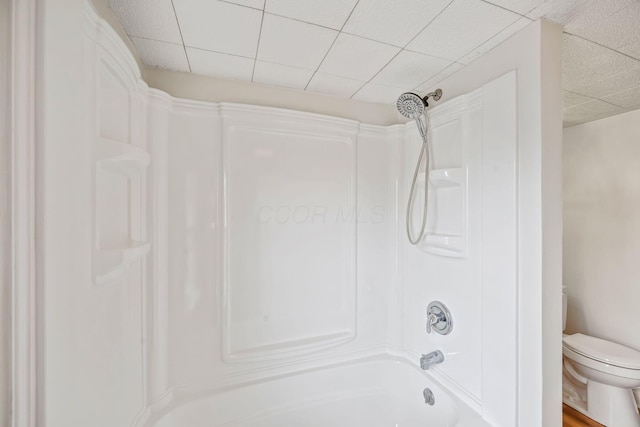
[173,0,262,57]
[619,41,640,61]
[414,62,464,92]
[563,99,626,127]
[526,0,586,24]
[407,0,520,62]
[352,81,406,104]
[601,86,640,109]
[111,0,640,126]
[371,50,451,88]
[570,68,640,100]
[342,0,452,47]
[319,33,401,81]
[252,61,314,89]
[482,0,543,15]
[564,0,635,34]
[187,47,255,81]
[562,35,640,93]
[223,0,265,9]
[563,91,594,109]
[458,16,532,64]
[108,0,183,44]
[265,0,357,29]
[565,2,640,54]
[258,14,338,70]
[307,73,366,97]
[130,37,190,72]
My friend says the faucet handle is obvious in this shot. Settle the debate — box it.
[426,301,453,335]
[426,312,442,334]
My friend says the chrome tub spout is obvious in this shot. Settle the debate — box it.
[420,350,445,370]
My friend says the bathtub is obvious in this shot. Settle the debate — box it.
[152,357,489,427]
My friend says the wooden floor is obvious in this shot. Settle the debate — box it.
[563,404,604,426]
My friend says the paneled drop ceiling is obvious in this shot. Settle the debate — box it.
[108,0,640,127]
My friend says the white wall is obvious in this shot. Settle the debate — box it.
[144,26,565,427]
[144,68,400,126]
[34,2,563,426]
[37,4,400,425]
[156,100,398,398]
[417,20,564,427]
[399,75,519,426]
[0,0,11,424]
[563,108,640,404]
[39,2,148,426]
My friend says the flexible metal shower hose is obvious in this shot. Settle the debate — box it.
[406,116,430,245]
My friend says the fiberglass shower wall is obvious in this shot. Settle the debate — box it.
[33,1,563,425]
[395,20,563,427]
[399,72,518,423]
[158,103,399,389]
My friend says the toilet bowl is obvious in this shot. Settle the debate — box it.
[562,289,640,426]
[563,333,640,426]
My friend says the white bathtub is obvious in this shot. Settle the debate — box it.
[152,358,489,427]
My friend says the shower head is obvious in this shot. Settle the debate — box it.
[396,92,426,119]
[396,89,443,119]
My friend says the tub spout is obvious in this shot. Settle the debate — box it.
[420,350,445,370]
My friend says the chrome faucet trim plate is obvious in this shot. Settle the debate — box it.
[426,301,453,335]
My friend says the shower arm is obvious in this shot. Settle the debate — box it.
[422,89,443,104]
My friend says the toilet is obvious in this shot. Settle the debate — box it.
[563,289,640,426]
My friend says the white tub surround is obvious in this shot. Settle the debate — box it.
[399,74,519,419]
[27,1,563,427]
[0,1,11,425]
[404,19,564,427]
[7,1,38,427]
[153,70,524,427]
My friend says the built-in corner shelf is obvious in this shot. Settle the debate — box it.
[419,167,467,258]
[429,168,465,188]
[94,137,150,176]
[93,137,150,284]
[95,241,150,285]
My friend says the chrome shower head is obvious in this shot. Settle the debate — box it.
[396,92,426,119]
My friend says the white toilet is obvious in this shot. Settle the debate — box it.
[563,290,640,426]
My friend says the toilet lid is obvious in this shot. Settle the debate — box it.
[563,333,640,369]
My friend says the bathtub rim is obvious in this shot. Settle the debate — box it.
[138,347,487,427]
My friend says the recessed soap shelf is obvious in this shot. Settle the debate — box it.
[94,137,150,176]
[428,168,465,188]
[93,137,150,284]
[94,241,150,285]
[418,167,467,258]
